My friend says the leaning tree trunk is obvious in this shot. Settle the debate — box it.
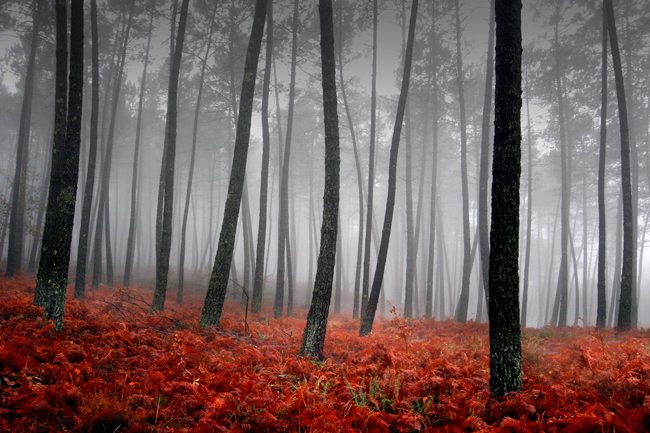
[252,0,274,314]
[361,0,378,318]
[124,0,155,289]
[604,0,634,332]
[359,0,418,337]
[199,0,268,327]
[36,0,83,331]
[177,4,217,304]
[274,0,299,319]
[152,0,190,312]
[453,0,472,324]
[7,0,41,278]
[596,6,608,330]
[299,0,340,359]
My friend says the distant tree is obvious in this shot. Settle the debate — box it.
[489,0,522,398]
[151,0,190,312]
[36,0,83,331]
[604,0,633,332]
[596,6,608,330]
[299,0,340,359]
[359,0,418,337]
[199,0,268,327]
[6,0,41,278]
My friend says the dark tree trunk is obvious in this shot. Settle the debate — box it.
[478,0,495,320]
[274,0,299,319]
[361,0,378,318]
[359,0,418,337]
[73,0,99,298]
[7,0,41,278]
[299,0,340,359]
[252,0,273,314]
[597,5,608,329]
[36,0,83,331]
[604,0,633,332]
[124,1,155,289]
[177,4,217,303]
[152,0,190,312]
[453,0,472,324]
[489,0,522,398]
[199,0,268,327]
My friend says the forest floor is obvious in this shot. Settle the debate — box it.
[1,275,650,432]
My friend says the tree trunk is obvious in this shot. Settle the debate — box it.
[299,0,340,359]
[177,4,217,303]
[37,0,83,331]
[478,0,495,318]
[489,0,522,398]
[521,63,533,328]
[124,1,155,289]
[252,0,273,314]
[7,0,41,278]
[199,0,268,327]
[359,0,418,337]
[152,0,190,312]
[361,0,378,318]
[604,0,633,332]
[453,0,472,324]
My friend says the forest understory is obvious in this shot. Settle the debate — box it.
[1,274,650,432]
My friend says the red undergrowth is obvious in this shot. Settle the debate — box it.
[1,274,650,432]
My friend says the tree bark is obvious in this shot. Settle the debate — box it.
[199,0,268,327]
[489,0,522,398]
[299,0,340,359]
[37,0,83,331]
[596,6,608,330]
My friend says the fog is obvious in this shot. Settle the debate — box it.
[1,0,650,327]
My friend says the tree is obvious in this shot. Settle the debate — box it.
[152,0,190,312]
[604,0,633,332]
[199,0,268,327]
[274,0,299,319]
[596,6,608,330]
[359,0,418,337]
[489,0,522,398]
[299,0,340,359]
[73,0,99,299]
[252,0,273,315]
[6,0,41,279]
[35,0,83,331]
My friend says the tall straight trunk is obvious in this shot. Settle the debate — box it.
[489,0,522,398]
[299,0,340,359]
[425,22,439,320]
[92,1,135,290]
[274,0,299,319]
[74,0,100,296]
[28,137,51,273]
[361,0,378,318]
[152,0,190,312]
[608,194,622,327]
[521,65,533,328]
[478,0,495,316]
[551,16,570,327]
[359,0,418,337]
[177,5,217,303]
[336,0,364,320]
[7,0,41,278]
[252,1,273,313]
[37,0,84,330]
[604,0,633,332]
[454,0,472,323]
[334,211,342,314]
[124,2,155,289]
[200,0,268,327]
